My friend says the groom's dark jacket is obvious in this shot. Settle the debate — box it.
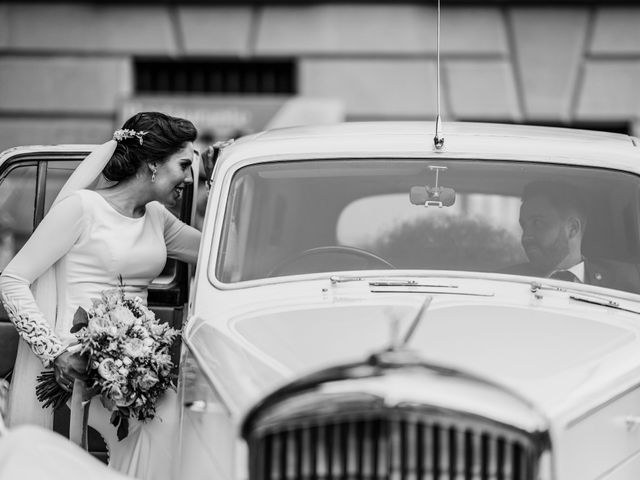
[503,258,640,294]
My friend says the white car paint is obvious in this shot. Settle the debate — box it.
[180,122,640,480]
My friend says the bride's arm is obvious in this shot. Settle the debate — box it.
[0,194,86,366]
[161,206,201,265]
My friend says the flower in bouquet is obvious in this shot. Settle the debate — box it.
[36,281,180,440]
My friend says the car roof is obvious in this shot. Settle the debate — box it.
[2,122,639,171]
[0,144,94,166]
[224,121,640,172]
[253,121,632,143]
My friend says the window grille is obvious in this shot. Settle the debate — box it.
[134,59,296,95]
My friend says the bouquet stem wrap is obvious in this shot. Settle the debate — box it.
[69,379,91,449]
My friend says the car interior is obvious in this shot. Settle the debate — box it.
[215,158,640,284]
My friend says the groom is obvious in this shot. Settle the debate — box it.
[505,180,640,293]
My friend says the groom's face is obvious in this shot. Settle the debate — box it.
[519,195,571,274]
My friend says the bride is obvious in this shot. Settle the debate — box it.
[0,111,201,479]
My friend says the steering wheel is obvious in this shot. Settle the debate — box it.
[268,245,395,277]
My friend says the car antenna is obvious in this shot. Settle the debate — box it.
[433,0,445,151]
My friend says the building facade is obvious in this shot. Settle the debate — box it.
[1,1,640,151]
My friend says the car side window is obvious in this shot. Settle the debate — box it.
[0,164,38,271]
[43,160,81,216]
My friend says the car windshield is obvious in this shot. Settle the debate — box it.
[215,158,640,294]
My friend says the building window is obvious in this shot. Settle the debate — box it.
[134,59,296,95]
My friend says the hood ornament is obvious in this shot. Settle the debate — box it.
[400,295,433,347]
[369,295,434,367]
[382,295,433,355]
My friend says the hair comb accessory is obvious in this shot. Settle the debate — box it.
[112,129,148,145]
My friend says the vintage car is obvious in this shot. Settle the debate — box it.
[3,121,640,479]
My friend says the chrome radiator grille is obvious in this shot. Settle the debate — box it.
[248,414,536,480]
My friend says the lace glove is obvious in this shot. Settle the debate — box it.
[0,282,64,368]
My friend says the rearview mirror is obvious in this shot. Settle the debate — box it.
[409,185,456,208]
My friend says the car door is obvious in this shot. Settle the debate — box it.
[0,145,198,452]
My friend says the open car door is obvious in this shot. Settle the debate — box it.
[0,144,200,459]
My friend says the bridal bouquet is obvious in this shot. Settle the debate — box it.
[36,282,180,440]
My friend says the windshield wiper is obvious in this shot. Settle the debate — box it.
[370,279,457,288]
[530,281,640,315]
[330,275,366,284]
[329,275,493,296]
[569,293,640,315]
[530,280,577,296]
[330,275,458,288]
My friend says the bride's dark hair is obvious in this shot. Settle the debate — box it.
[103,111,198,182]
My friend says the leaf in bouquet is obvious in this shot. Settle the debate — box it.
[86,383,101,398]
[110,410,120,427]
[101,394,117,412]
[70,306,89,333]
[117,416,129,441]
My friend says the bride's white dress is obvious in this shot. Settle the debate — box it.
[0,188,199,479]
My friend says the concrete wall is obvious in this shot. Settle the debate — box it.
[1,2,640,151]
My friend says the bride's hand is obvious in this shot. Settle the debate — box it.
[53,350,89,392]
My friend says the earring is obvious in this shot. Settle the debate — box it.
[151,171,156,183]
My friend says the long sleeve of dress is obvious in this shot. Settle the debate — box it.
[161,206,201,265]
[0,194,86,367]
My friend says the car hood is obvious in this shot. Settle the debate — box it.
[188,288,640,421]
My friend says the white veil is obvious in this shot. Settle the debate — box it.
[6,140,117,429]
